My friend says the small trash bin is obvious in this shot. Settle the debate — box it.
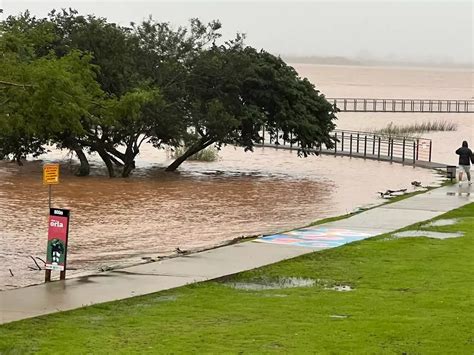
[446,165,457,182]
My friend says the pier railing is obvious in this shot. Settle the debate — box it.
[260,127,432,164]
[327,98,474,113]
[330,129,432,163]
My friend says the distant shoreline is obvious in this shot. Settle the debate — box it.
[282,56,473,70]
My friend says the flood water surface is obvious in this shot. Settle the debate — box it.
[1,147,438,289]
[2,63,470,289]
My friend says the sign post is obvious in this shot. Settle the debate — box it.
[43,164,59,209]
[45,208,70,282]
[42,164,69,282]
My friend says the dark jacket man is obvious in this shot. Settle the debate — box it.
[456,141,474,166]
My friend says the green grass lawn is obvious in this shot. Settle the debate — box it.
[1,203,473,354]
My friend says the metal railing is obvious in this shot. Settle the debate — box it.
[259,127,432,164]
[330,129,432,163]
[327,98,474,113]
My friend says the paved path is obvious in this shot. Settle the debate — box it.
[1,184,472,324]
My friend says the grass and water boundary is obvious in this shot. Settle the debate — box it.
[1,197,472,353]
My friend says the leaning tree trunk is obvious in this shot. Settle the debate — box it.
[96,147,115,178]
[121,152,136,178]
[14,154,23,166]
[165,140,214,172]
[121,161,135,178]
[73,147,90,176]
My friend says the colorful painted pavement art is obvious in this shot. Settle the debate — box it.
[256,227,379,249]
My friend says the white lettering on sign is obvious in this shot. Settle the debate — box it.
[50,220,64,228]
[53,210,64,215]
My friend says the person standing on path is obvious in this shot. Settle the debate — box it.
[455,140,473,186]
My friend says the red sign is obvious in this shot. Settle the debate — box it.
[45,209,70,271]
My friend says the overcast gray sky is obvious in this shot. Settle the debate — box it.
[1,0,473,64]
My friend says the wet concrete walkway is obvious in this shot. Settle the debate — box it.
[1,184,472,324]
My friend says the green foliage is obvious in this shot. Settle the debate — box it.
[0,14,104,162]
[1,10,337,176]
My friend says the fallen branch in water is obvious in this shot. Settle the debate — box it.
[29,256,42,270]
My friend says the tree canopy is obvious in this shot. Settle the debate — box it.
[0,10,337,177]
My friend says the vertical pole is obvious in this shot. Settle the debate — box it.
[46,185,52,282]
[350,134,353,157]
[413,141,416,164]
[429,140,432,162]
[290,132,293,148]
[402,138,406,162]
[372,135,376,155]
[356,133,360,153]
[341,132,344,151]
[48,185,52,210]
[416,139,419,160]
[334,132,338,155]
[60,213,70,281]
[364,136,367,158]
[390,139,394,161]
[377,137,381,159]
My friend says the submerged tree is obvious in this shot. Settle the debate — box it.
[0,13,105,167]
[1,10,337,177]
[165,42,337,171]
[44,10,222,177]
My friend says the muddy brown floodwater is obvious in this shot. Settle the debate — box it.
[1,63,471,289]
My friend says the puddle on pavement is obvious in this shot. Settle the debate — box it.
[326,285,353,292]
[423,219,459,227]
[225,277,315,291]
[393,231,464,239]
